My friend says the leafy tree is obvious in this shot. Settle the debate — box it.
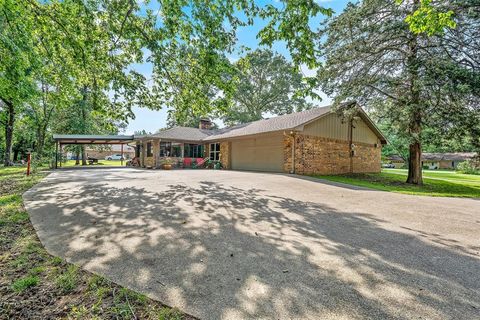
[1,0,335,166]
[399,0,456,35]
[0,0,39,165]
[318,0,480,184]
[221,49,313,126]
[138,0,332,123]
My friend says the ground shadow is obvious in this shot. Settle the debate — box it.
[24,172,480,319]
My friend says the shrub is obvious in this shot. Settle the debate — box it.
[456,159,480,175]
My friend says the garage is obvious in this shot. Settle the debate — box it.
[230,133,284,172]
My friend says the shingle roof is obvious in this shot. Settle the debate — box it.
[203,106,332,141]
[135,104,387,144]
[150,126,214,141]
[422,152,477,161]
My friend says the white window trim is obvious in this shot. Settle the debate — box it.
[209,143,220,161]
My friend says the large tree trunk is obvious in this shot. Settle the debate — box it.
[75,149,80,165]
[3,99,15,166]
[407,141,422,184]
[406,0,423,185]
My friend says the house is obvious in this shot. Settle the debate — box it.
[385,155,405,168]
[422,152,477,169]
[133,103,387,175]
[386,152,477,170]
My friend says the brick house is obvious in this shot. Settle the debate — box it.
[133,103,387,175]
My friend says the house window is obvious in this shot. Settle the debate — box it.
[146,142,153,157]
[209,143,220,161]
[160,142,182,157]
[160,142,171,157]
[184,144,204,158]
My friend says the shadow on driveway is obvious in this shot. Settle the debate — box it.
[24,171,480,320]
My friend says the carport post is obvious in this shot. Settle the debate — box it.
[55,141,58,169]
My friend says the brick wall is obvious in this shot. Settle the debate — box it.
[284,134,381,175]
[220,142,230,169]
[143,139,160,168]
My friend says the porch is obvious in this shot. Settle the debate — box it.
[134,137,220,169]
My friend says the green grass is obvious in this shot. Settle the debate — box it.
[0,165,191,319]
[55,265,79,293]
[315,169,480,198]
[61,159,127,167]
[11,275,39,292]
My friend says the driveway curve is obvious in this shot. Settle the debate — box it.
[23,168,480,320]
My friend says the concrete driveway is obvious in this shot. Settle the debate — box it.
[23,168,480,320]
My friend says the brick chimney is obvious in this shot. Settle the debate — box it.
[199,118,212,130]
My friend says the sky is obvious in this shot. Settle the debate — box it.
[124,0,350,135]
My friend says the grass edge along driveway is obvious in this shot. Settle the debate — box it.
[314,169,480,198]
[0,166,192,320]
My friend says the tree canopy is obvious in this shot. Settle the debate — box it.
[318,0,480,184]
[222,49,314,126]
[1,0,333,165]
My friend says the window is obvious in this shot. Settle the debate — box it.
[184,144,204,158]
[209,143,220,161]
[160,142,171,157]
[146,142,153,157]
[160,142,182,157]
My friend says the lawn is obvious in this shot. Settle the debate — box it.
[0,166,191,320]
[314,169,480,198]
[61,159,127,167]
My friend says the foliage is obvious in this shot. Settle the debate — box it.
[456,159,480,175]
[1,0,334,166]
[222,49,314,126]
[315,169,480,198]
[318,0,480,184]
[398,0,456,35]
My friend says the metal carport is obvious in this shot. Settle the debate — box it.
[52,134,135,169]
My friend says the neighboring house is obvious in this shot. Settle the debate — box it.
[422,152,477,169]
[86,144,135,160]
[385,155,406,168]
[134,103,388,175]
[386,152,477,170]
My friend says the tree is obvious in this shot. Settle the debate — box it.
[137,0,332,122]
[0,0,39,165]
[318,0,480,184]
[220,49,313,126]
[1,0,335,166]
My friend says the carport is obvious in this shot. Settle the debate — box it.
[52,134,135,169]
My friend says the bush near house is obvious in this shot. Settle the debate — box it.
[456,159,480,175]
[0,166,194,320]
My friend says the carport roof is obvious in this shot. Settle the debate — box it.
[53,134,134,144]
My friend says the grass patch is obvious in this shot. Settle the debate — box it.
[0,166,193,319]
[62,159,126,167]
[55,265,79,293]
[11,275,39,292]
[315,169,480,197]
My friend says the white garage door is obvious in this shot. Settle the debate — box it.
[231,134,284,172]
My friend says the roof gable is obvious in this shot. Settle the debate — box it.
[135,103,387,144]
